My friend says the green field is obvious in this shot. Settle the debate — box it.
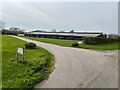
[25,37,80,47]
[24,37,120,50]
[2,35,55,88]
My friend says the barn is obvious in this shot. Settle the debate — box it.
[25,32,106,40]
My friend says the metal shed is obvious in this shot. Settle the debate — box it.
[25,32,105,40]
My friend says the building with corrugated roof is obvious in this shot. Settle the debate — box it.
[25,32,106,40]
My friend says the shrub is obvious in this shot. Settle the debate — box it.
[108,34,120,40]
[72,42,79,47]
[83,37,118,45]
[25,42,36,49]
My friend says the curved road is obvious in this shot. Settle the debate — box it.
[12,36,118,88]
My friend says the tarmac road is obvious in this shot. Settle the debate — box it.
[11,35,118,88]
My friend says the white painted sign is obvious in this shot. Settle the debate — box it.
[17,47,23,55]
[16,47,24,63]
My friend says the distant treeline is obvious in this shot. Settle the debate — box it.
[1,27,25,35]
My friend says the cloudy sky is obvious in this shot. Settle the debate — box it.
[1,1,118,34]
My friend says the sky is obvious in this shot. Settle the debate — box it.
[1,1,118,34]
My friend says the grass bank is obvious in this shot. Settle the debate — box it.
[2,35,55,88]
[24,36,120,50]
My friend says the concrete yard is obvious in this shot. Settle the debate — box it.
[11,35,118,88]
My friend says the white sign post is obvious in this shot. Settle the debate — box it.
[16,47,24,63]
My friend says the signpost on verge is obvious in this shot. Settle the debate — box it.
[16,46,24,63]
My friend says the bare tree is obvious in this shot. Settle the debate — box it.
[51,29,56,32]
[9,27,24,35]
[0,20,5,30]
[59,30,65,32]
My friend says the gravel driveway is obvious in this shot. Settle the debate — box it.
[11,35,118,88]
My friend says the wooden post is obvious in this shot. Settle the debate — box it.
[16,46,18,61]
[22,48,24,63]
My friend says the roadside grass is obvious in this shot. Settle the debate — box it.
[79,41,120,50]
[2,35,55,88]
[24,36,120,50]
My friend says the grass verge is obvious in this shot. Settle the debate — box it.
[2,35,55,88]
[24,36,120,50]
[79,41,120,50]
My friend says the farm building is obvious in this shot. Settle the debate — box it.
[25,32,106,40]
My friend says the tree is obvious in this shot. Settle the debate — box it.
[0,20,5,30]
[2,27,24,35]
[32,30,45,32]
[70,30,74,33]
[108,34,120,39]
[51,29,56,32]
[2,29,11,35]
[59,30,65,32]
[9,27,24,35]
